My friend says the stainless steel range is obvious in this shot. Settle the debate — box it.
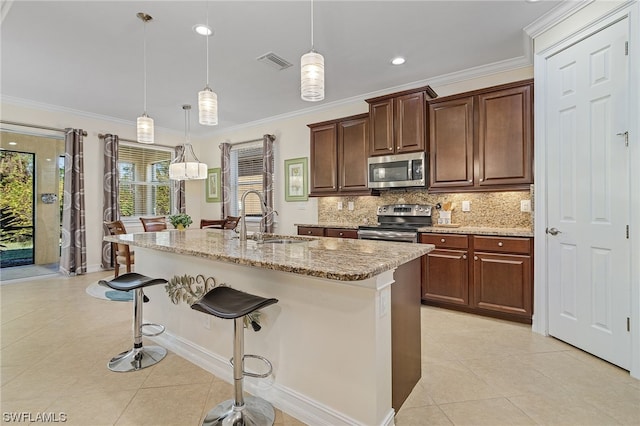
[358,204,432,243]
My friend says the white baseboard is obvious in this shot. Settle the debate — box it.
[151,331,395,426]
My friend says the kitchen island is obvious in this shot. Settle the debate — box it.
[104,229,433,426]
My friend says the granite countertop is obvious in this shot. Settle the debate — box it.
[296,223,533,237]
[105,229,433,281]
[418,226,533,237]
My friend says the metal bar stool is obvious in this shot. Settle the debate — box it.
[191,286,278,426]
[99,272,168,372]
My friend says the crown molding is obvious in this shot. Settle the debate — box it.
[524,0,595,39]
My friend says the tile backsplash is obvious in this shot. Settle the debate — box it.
[318,186,533,229]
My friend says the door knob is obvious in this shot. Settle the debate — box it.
[546,227,561,236]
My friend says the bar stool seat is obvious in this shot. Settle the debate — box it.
[192,286,278,426]
[99,272,168,372]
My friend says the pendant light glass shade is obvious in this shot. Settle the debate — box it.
[169,105,207,181]
[169,144,208,180]
[301,50,324,101]
[198,86,218,125]
[137,114,154,144]
[137,13,154,144]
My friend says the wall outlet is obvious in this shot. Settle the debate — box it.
[337,201,343,211]
[521,200,531,213]
[348,201,354,211]
[462,200,471,212]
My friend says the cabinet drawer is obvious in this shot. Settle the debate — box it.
[420,233,468,249]
[325,228,358,239]
[297,226,325,237]
[473,236,531,254]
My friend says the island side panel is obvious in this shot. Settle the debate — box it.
[135,247,394,426]
[391,257,422,411]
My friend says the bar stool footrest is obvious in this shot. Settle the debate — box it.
[229,354,273,379]
[141,322,165,337]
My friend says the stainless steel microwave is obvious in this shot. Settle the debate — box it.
[367,152,426,189]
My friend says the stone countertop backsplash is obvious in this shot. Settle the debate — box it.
[317,187,534,230]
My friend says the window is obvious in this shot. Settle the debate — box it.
[228,143,270,217]
[118,144,172,217]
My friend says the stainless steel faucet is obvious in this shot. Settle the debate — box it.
[238,190,267,242]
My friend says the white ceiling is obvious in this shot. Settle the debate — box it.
[1,0,563,138]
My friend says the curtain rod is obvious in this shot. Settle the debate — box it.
[219,134,275,149]
[98,133,174,149]
[0,120,88,137]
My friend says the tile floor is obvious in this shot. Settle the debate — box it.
[1,271,639,425]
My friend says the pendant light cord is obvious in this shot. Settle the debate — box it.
[143,19,148,114]
[310,0,314,50]
[205,1,210,87]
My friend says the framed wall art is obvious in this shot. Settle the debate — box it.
[206,168,221,203]
[284,157,308,202]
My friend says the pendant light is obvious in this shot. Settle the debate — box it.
[136,12,154,144]
[301,0,324,102]
[169,105,208,180]
[198,2,218,125]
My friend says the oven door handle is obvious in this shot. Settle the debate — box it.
[357,230,417,243]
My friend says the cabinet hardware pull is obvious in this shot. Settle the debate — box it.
[498,242,503,247]
[339,232,343,236]
[462,255,467,260]
[440,238,445,243]
[474,256,478,260]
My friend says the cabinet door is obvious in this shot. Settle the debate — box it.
[422,249,469,305]
[472,252,532,317]
[428,96,474,189]
[369,99,394,156]
[338,116,369,192]
[477,83,533,186]
[395,91,426,153]
[309,123,338,194]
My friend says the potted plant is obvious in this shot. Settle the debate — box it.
[168,213,192,230]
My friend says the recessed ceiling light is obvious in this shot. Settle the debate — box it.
[193,24,213,36]
[8,141,17,146]
[391,57,406,65]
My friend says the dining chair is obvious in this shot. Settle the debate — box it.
[104,220,134,278]
[140,216,167,232]
[200,216,240,230]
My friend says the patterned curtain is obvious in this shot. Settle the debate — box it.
[60,128,87,276]
[172,145,186,213]
[220,142,231,218]
[262,134,275,233]
[102,134,119,269]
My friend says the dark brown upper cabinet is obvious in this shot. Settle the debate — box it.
[428,79,534,192]
[366,88,427,156]
[309,113,374,197]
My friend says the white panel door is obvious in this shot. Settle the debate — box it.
[546,18,631,369]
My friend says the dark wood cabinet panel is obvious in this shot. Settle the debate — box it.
[427,79,533,192]
[338,115,369,192]
[420,233,533,323]
[428,96,474,189]
[325,228,358,239]
[367,88,427,156]
[297,226,325,237]
[478,84,533,186]
[309,123,338,194]
[395,91,426,154]
[309,114,373,197]
[422,249,469,306]
[369,99,394,155]
[473,252,532,317]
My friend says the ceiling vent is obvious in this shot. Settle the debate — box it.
[257,52,293,71]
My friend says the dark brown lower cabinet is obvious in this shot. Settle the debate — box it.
[420,233,533,323]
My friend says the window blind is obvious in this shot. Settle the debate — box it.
[118,143,173,218]
[228,142,267,216]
